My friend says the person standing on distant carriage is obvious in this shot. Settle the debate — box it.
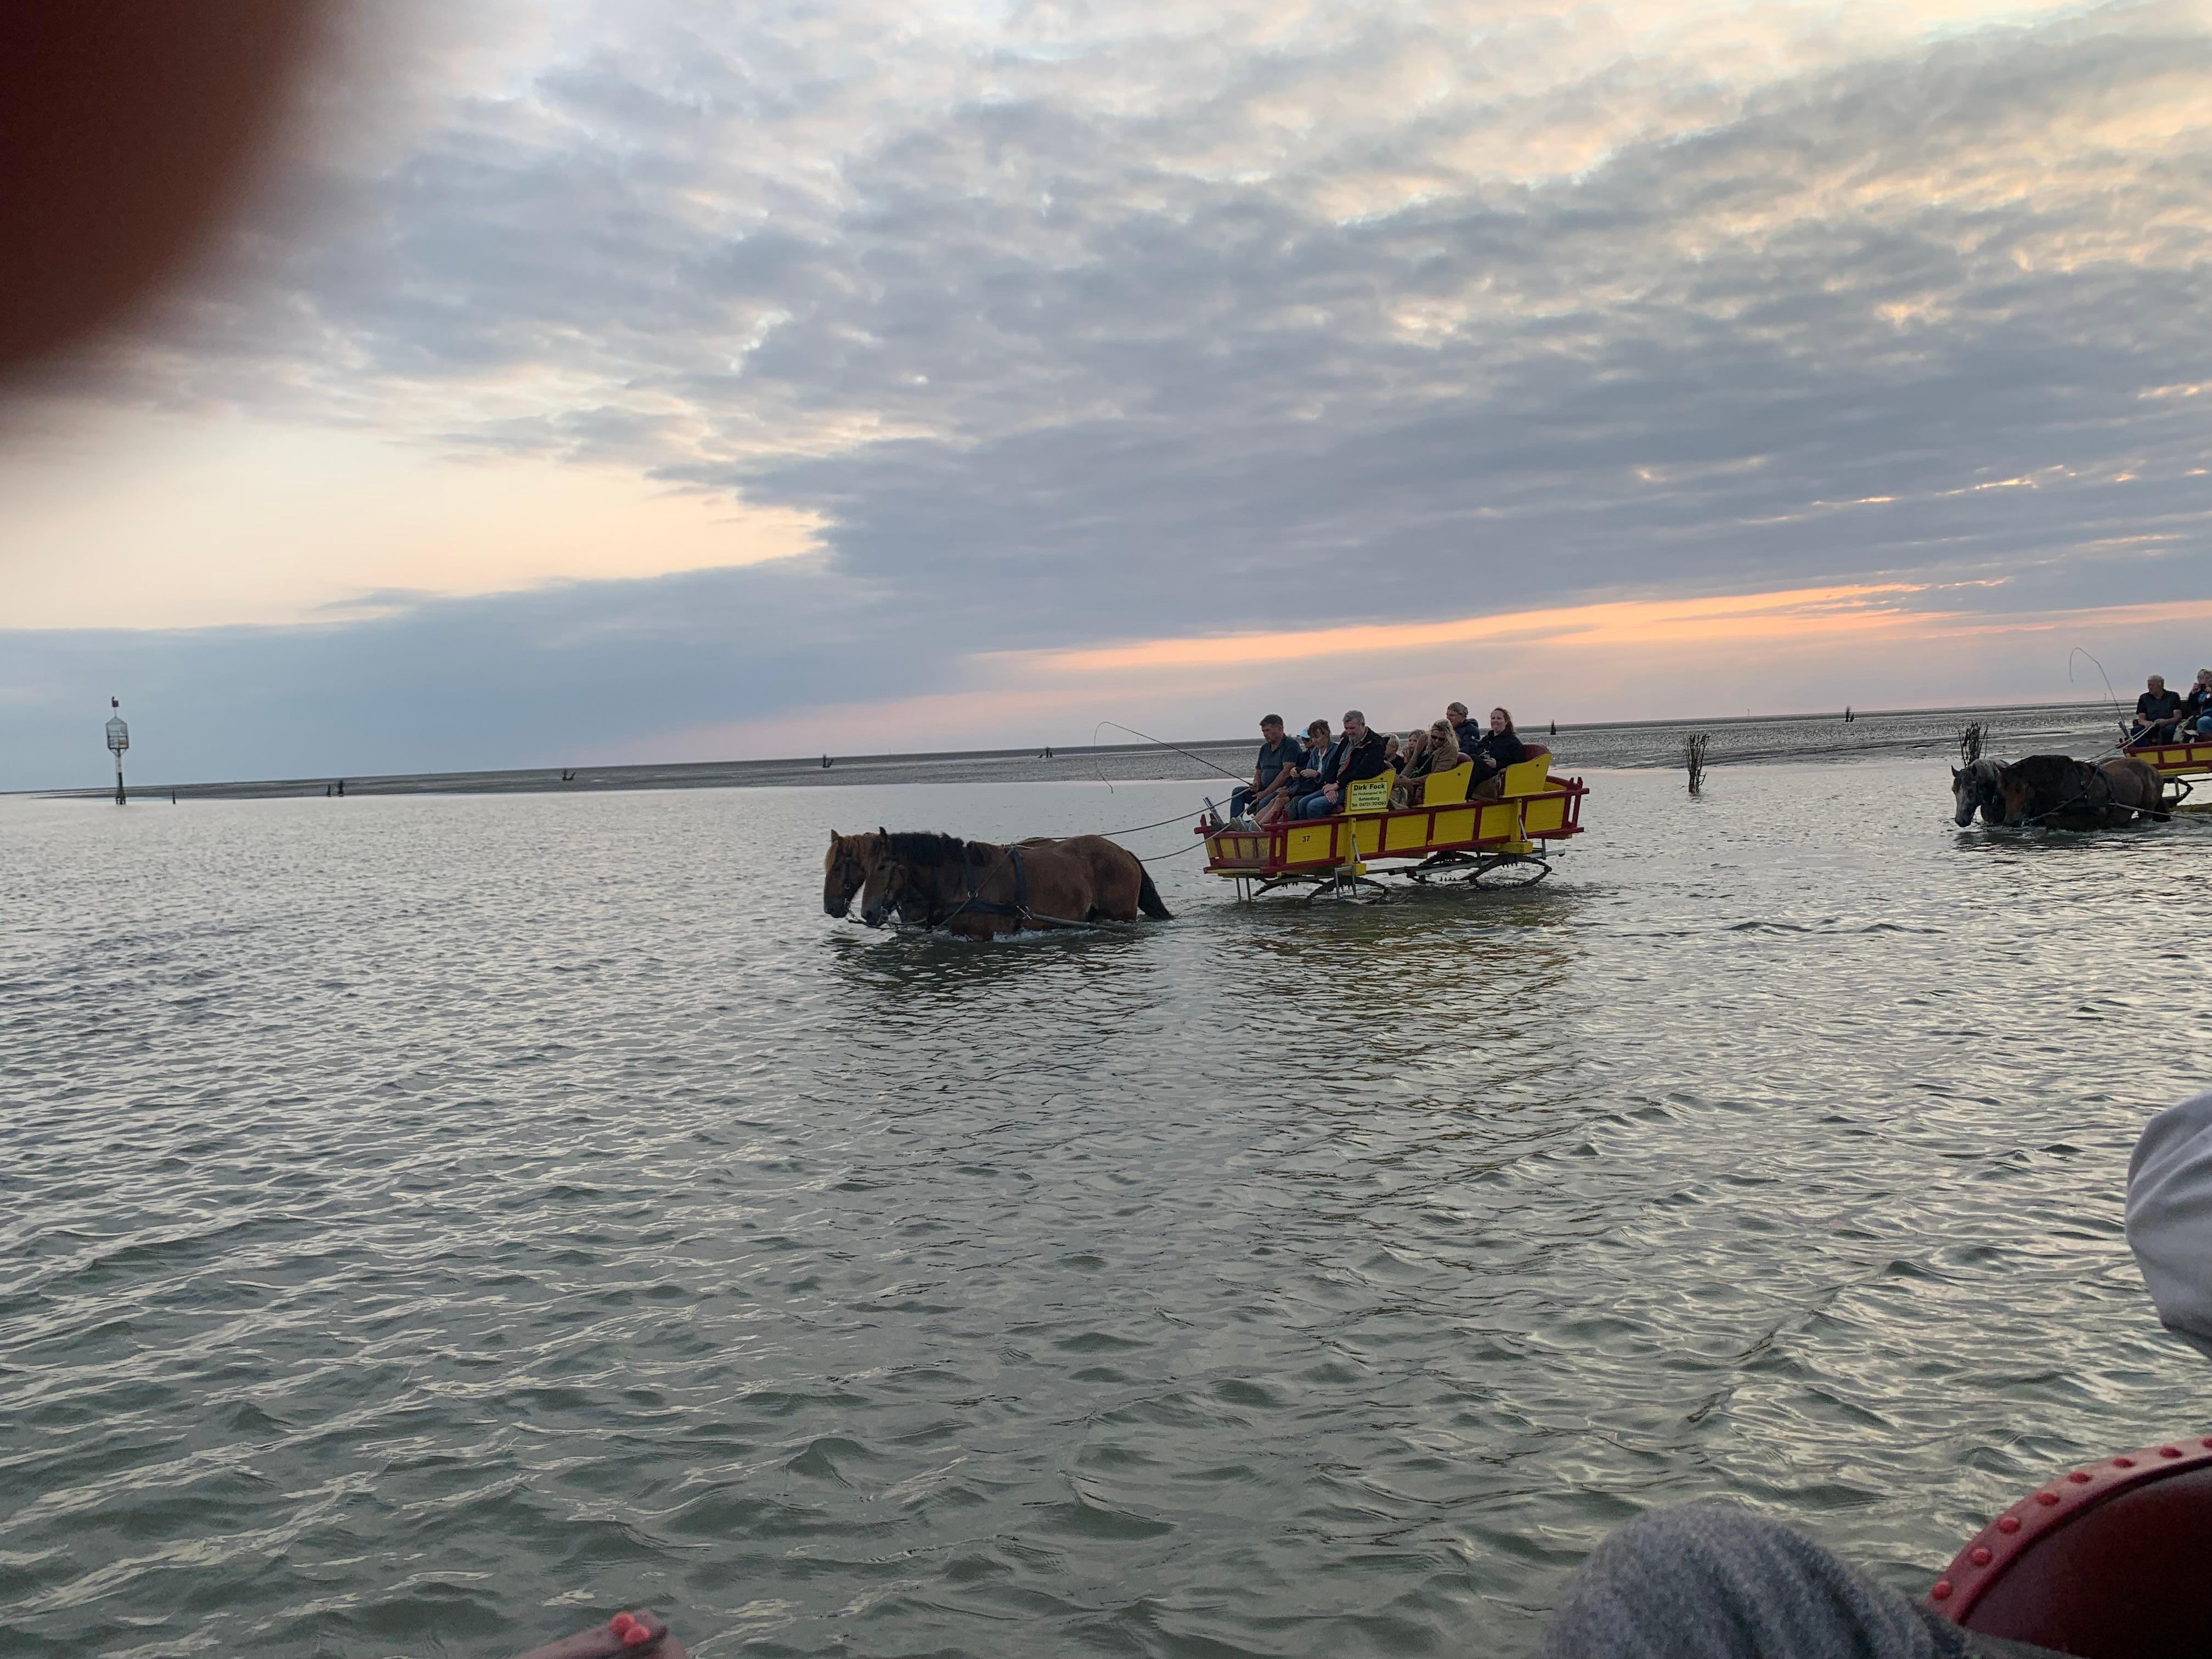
[1294,710,1389,818]
[1468,707,1528,799]
[2131,674,2185,745]
[1231,714,1304,821]
[1447,701,1485,758]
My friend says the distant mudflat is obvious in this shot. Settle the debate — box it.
[42,699,2120,800]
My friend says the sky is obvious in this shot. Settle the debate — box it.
[4,0,2211,788]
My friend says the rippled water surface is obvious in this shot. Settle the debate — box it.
[4,761,2206,1658]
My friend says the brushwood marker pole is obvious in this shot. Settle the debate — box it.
[104,698,129,805]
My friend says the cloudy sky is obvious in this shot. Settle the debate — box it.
[5,0,2211,787]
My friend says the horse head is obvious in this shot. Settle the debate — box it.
[1950,764,1978,826]
[860,848,906,927]
[823,830,879,917]
[861,832,964,929]
[1952,757,2006,825]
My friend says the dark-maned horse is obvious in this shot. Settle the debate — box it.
[1950,757,2006,826]
[858,831,1171,938]
[823,828,887,917]
[1997,754,2169,828]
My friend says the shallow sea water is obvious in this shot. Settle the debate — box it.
[3,760,2207,1658]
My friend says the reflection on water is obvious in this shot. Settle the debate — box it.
[2,766,2205,1658]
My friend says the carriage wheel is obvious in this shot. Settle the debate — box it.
[1467,855,1550,889]
[1305,874,1389,904]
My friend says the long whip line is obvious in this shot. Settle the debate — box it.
[1090,720,1250,790]
[2070,645,2122,720]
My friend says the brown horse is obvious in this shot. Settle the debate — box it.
[823,829,887,918]
[1997,754,2169,827]
[854,831,1171,937]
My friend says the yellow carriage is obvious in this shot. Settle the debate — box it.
[2124,735,2212,811]
[1200,747,1589,900]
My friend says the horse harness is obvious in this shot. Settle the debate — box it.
[940,840,1030,927]
[2021,760,2151,826]
[918,839,1132,932]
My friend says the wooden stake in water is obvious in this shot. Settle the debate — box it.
[1684,732,1710,797]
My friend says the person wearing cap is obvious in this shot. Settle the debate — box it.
[1527,1093,2212,1659]
[1231,714,1303,821]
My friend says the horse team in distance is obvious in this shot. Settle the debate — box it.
[1951,753,2168,829]
[824,830,1172,939]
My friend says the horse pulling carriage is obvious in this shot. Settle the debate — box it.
[1199,747,1588,901]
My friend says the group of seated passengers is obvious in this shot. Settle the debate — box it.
[2128,669,2212,746]
[1229,702,1530,826]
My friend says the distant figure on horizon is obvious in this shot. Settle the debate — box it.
[821,754,832,769]
[336,778,345,797]
[1844,705,1853,723]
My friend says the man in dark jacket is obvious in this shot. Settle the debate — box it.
[1447,701,1485,758]
[1231,714,1304,820]
[1294,710,1389,817]
[2132,675,2185,745]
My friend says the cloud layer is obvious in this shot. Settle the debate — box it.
[5,0,2211,783]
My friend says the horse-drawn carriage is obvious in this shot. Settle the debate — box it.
[1199,747,1588,900]
[2123,732,2212,810]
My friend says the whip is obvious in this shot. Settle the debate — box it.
[1088,719,1249,792]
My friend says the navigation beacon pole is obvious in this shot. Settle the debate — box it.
[105,697,129,805]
